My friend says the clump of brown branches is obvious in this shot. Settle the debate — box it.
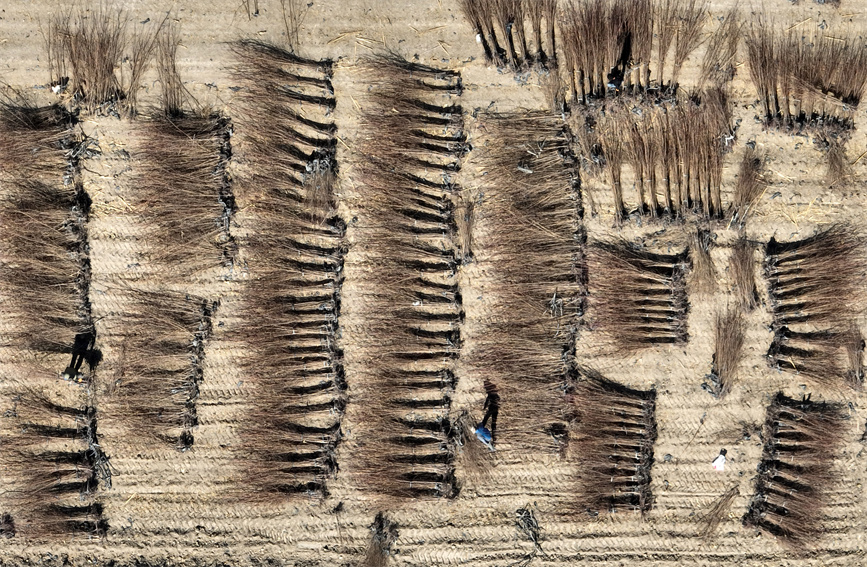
[730,237,759,311]
[845,326,864,387]
[0,97,108,538]
[766,226,866,324]
[364,512,399,567]
[706,309,745,398]
[690,229,717,294]
[155,22,186,118]
[47,5,125,111]
[467,112,583,454]
[0,103,70,179]
[46,6,164,115]
[1,388,110,537]
[560,0,713,105]
[230,39,336,203]
[586,240,690,352]
[819,126,853,186]
[743,393,847,545]
[765,226,867,386]
[134,115,235,275]
[128,20,235,275]
[568,370,657,514]
[767,328,854,383]
[111,290,216,450]
[747,20,867,129]
[123,17,166,114]
[351,55,467,499]
[279,0,308,52]
[515,506,544,564]
[455,410,496,478]
[562,0,650,101]
[230,40,345,497]
[0,102,101,378]
[698,7,741,89]
[0,178,90,355]
[746,20,867,180]
[730,146,768,227]
[700,484,739,539]
[460,0,557,71]
[589,88,733,220]
[455,192,477,263]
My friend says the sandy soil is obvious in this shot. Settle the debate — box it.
[1,0,867,565]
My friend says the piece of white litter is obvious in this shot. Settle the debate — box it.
[712,451,726,471]
[476,34,482,44]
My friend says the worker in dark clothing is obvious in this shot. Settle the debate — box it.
[475,380,500,451]
[62,332,96,383]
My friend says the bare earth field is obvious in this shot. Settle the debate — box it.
[1,0,867,565]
